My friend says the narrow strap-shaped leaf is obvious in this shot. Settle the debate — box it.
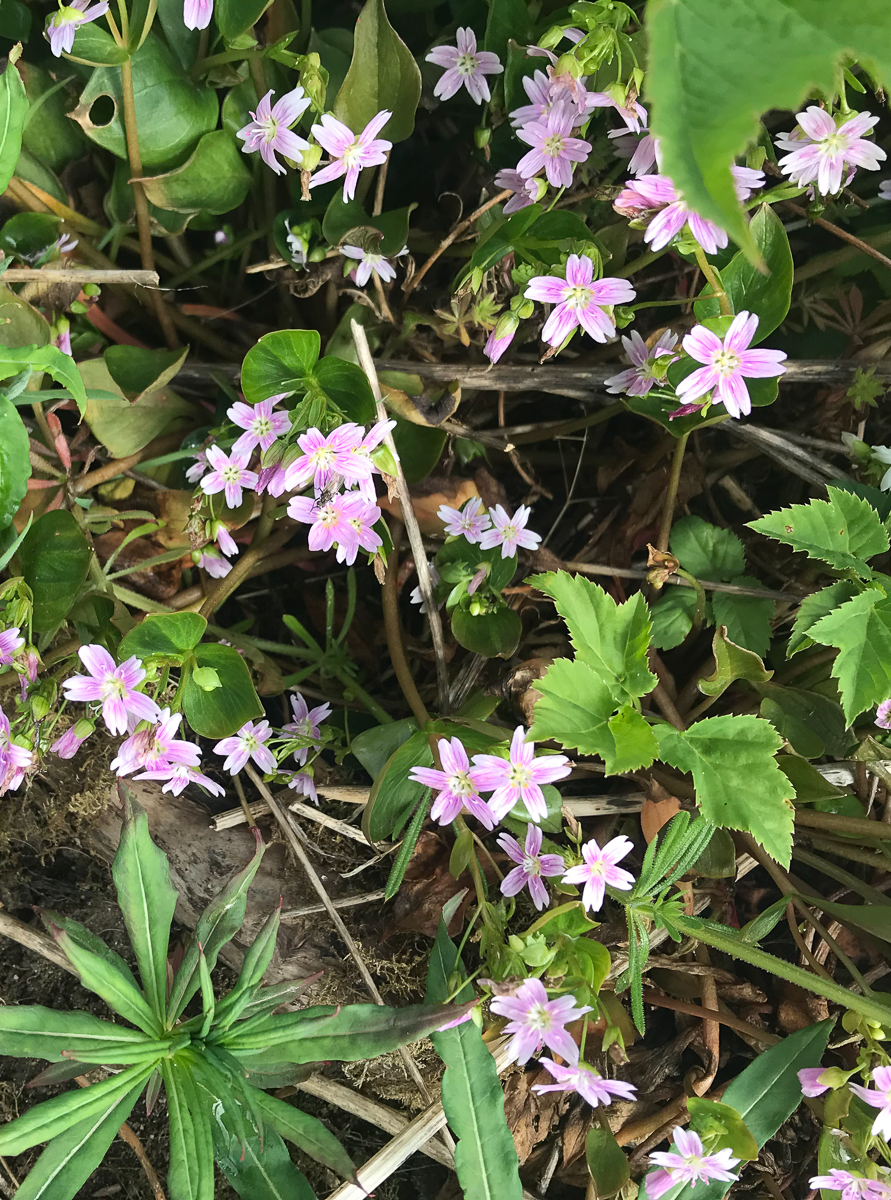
[161,1060,201,1200]
[215,1123,317,1200]
[39,909,142,994]
[112,786,178,1022]
[179,1063,215,1200]
[426,916,522,1200]
[11,1077,147,1200]
[244,1084,356,1183]
[0,1061,155,1155]
[167,830,266,1022]
[0,1004,153,1063]
[52,928,162,1037]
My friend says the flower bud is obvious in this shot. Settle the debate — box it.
[474,126,492,150]
[300,143,323,173]
[555,53,582,78]
[50,719,95,759]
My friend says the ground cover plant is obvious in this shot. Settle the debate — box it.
[4,0,891,1197]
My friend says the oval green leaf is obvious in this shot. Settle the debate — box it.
[333,0,421,144]
[451,605,522,658]
[118,612,207,662]
[182,642,264,738]
[241,329,321,404]
[19,510,91,632]
[141,130,252,215]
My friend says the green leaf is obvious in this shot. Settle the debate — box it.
[0,393,29,531]
[698,626,773,698]
[484,0,530,56]
[10,1078,147,1200]
[69,21,131,64]
[654,715,795,866]
[105,345,188,399]
[333,0,421,143]
[215,0,274,38]
[0,212,60,261]
[391,415,446,483]
[710,580,775,659]
[246,1087,356,1182]
[0,344,88,412]
[778,754,850,805]
[531,658,658,775]
[451,605,522,658]
[758,684,850,760]
[812,896,891,947]
[426,917,523,1200]
[585,1127,630,1199]
[650,587,697,651]
[221,1001,468,1062]
[141,130,252,215]
[79,357,195,457]
[384,791,431,900]
[529,572,658,705]
[808,589,891,723]
[52,928,162,1037]
[314,355,376,424]
[362,727,431,841]
[788,580,859,656]
[646,1020,833,1200]
[0,51,27,195]
[0,1005,156,1063]
[693,205,793,338]
[241,329,321,404]
[118,612,207,662]
[181,642,264,738]
[350,717,416,779]
[72,35,219,169]
[645,0,891,258]
[112,788,178,1022]
[0,1061,155,1155]
[215,1124,316,1200]
[20,510,91,632]
[749,487,889,577]
[686,1097,758,1161]
[670,516,744,582]
[161,1060,203,1200]
[322,193,414,257]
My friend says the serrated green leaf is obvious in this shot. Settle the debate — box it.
[749,487,889,577]
[669,516,745,582]
[698,626,772,698]
[788,580,860,656]
[426,914,523,1200]
[531,658,658,775]
[711,580,775,658]
[529,572,657,705]
[809,588,891,723]
[10,1078,146,1200]
[112,788,178,1022]
[646,0,891,257]
[333,0,421,143]
[654,715,794,866]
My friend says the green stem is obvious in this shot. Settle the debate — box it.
[676,567,706,631]
[672,913,891,1027]
[329,666,393,725]
[692,245,731,316]
[455,816,488,911]
[656,431,690,552]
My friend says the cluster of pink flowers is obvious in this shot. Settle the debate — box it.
[797,1065,891,1199]
[775,106,886,197]
[437,496,542,558]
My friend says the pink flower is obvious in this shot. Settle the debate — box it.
[798,1067,831,1097]
[0,627,25,666]
[228,398,290,455]
[237,87,312,175]
[342,244,407,287]
[213,720,277,776]
[110,708,200,776]
[336,497,383,565]
[604,329,679,396]
[809,1171,891,1200]
[478,503,541,558]
[613,131,659,176]
[199,445,258,509]
[310,111,393,203]
[647,1130,739,1198]
[284,425,363,493]
[471,726,570,822]
[409,736,495,829]
[283,693,330,766]
[288,492,359,560]
[211,522,239,558]
[183,0,213,29]
[196,548,232,578]
[587,90,647,133]
[562,835,635,912]
[438,496,491,543]
[340,418,397,500]
[490,977,591,1065]
[532,1059,638,1107]
[497,825,564,910]
[851,1066,891,1140]
[426,28,503,105]
[880,180,891,202]
[256,462,288,496]
[409,562,441,613]
[675,311,787,420]
[0,705,33,793]
[53,324,72,356]
[509,70,588,129]
[776,108,885,196]
[61,646,160,737]
[494,169,540,215]
[525,254,635,347]
[135,763,225,798]
[186,451,208,484]
[46,0,109,57]
[615,168,762,254]
[516,100,592,189]
[286,770,318,803]
[50,720,94,760]
[877,699,891,729]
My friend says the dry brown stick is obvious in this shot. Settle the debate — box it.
[352,320,450,713]
[70,432,189,496]
[561,561,795,602]
[1,268,159,284]
[692,944,720,1095]
[242,766,440,1113]
[0,911,76,975]
[75,1077,166,1200]
[403,189,512,298]
[785,200,891,272]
